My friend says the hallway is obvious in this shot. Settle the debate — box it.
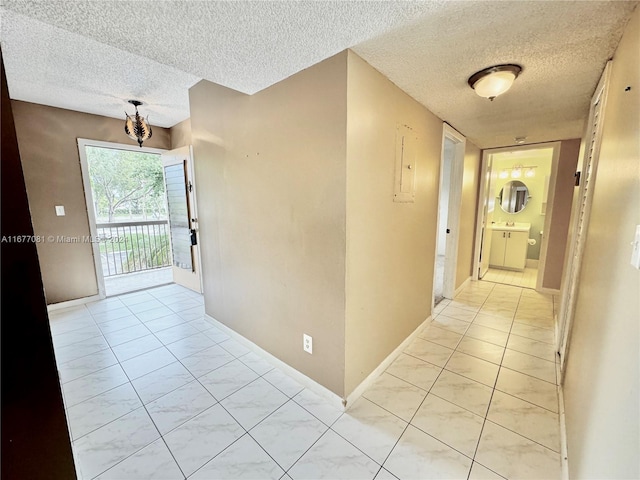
[481,267,539,290]
[50,281,560,479]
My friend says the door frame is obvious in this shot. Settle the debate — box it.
[78,138,167,298]
[161,145,203,294]
[432,123,466,306]
[472,141,561,290]
[557,62,612,377]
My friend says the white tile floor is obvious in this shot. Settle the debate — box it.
[104,267,173,297]
[482,267,538,289]
[49,281,561,479]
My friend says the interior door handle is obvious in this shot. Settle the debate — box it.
[446,228,451,234]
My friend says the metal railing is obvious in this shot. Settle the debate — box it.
[96,220,171,277]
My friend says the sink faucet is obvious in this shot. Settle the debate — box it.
[506,221,515,227]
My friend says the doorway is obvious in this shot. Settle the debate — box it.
[79,140,172,297]
[473,143,560,290]
[433,124,466,306]
[79,140,202,297]
[161,146,202,293]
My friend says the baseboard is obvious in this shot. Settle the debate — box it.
[205,314,345,412]
[554,314,560,361]
[538,286,561,296]
[47,294,103,312]
[557,364,569,480]
[526,259,540,268]
[454,276,472,297]
[344,315,432,409]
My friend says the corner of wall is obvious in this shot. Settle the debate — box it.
[188,54,348,397]
[170,118,192,149]
[343,50,443,396]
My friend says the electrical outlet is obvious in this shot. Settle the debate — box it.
[303,334,313,354]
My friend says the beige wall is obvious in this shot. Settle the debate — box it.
[344,52,443,395]
[170,118,192,149]
[542,138,580,290]
[563,7,639,478]
[189,53,348,396]
[188,50,487,398]
[455,141,482,289]
[12,101,171,304]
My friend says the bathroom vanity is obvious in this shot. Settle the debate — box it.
[489,222,531,271]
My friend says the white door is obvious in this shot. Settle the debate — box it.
[557,62,611,375]
[162,146,202,293]
[489,230,506,267]
[478,154,497,278]
[433,124,466,304]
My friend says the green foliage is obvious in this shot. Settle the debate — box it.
[99,231,170,274]
[86,147,166,222]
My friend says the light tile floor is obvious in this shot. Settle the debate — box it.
[482,267,538,289]
[49,281,561,479]
[104,267,174,297]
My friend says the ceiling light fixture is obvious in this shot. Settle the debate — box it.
[468,64,522,101]
[124,100,152,147]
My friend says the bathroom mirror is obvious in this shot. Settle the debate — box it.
[498,180,530,214]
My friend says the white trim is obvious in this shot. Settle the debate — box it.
[473,149,493,280]
[525,259,539,268]
[78,138,166,155]
[536,142,562,291]
[538,286,561,296]
[454,276,472,297]
[187,145,204,294]
[557,361,570,480]
[433,123,466,307]
[162,146,203,293]
[47,294,102,311]
[345,315,432,408]
[205,314,346,411]
[557,62,612,374]
[77,138,168,299]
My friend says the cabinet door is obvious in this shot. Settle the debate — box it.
[504,231,528,270]
[489,230,507,267]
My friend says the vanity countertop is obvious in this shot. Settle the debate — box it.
[491,222,531,232]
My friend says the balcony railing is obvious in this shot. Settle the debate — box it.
[96,220,171,277]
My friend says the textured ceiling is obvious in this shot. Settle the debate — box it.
[354,1,637,147]
[1,1,637,145]
[1,9,199,127]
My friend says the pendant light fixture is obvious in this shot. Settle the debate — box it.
[124,100,152,147]
[468,64,522,101]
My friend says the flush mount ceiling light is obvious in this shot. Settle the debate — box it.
[468,64,522,101]
[124,100,152,147]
